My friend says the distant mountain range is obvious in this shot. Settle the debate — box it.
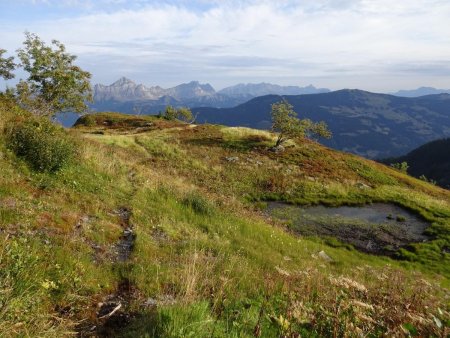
[91,78,330,112]
[218,82,330,98]
[392,86,450,97]
[92,78,450,111]
[382,138,450,189]
[94,77,216,102]
[193,90,450,159]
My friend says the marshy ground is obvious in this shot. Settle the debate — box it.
[267,202,431,256]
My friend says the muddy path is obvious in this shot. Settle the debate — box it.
[267,202,431,256]
[78,207,138,337]
[115,207,136,262]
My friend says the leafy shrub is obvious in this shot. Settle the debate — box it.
[5,116,76,172]
[163,105,178,120]
[163,105,194,123]
[419,174,437,185]
[390,161,409,173]
[80,114,96,127]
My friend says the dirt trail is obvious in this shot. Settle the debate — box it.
[116,207,136,262]
[78,207,138,337]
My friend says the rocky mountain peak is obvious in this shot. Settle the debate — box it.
[112,77,136,86]
[94,78,218,102]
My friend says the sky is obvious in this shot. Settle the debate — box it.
[1,0,450,92]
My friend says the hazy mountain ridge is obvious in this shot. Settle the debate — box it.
[218,82,330,97]
[392,86,450,97]
[193,89,450,159]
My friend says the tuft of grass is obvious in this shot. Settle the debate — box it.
[182,191,214,215]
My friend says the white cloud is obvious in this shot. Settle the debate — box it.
[1,0,450,90]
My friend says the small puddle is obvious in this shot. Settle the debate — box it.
[267,202,431,256]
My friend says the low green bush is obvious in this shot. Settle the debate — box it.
[5,116,76,172]
[390,161,409,173]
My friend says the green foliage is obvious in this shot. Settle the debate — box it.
[390,161,409,173]
[403,323,418,336]
[177,107,195,123]
[182,191,214,215]
[152,302,218,337]
[0,49,15,80]
[271,100,331,147]
[163,105,178,120]
[5,116,76,172]
[163,105,195,123]
[419,175,437,185]
[80,114,97,127]
[271,100,303,147]
[15,32,92,116]
[0,237,77,336]
[309,120,333,140]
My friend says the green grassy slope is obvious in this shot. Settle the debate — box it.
[1,105,449,337]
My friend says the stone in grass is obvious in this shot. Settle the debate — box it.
[269,145,285,153]
[225,156,239,162]
[275,266,291,277]
[355,182,371,189]
[318,250,333,262]
[143,294,176,307]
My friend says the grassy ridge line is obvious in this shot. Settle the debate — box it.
[0,107,449,336]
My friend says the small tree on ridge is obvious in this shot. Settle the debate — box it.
[271,100,331,148]
[163,105,196,123]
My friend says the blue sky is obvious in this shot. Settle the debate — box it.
[1,0,450,91]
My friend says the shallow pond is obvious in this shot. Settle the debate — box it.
[267,202,431,256]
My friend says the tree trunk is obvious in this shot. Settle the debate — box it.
[275,134,284,147]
